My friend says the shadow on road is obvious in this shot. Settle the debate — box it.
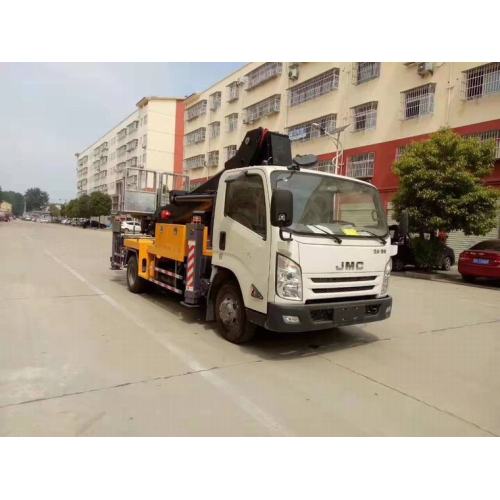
[110,273,381,361]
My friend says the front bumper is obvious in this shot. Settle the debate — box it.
[260,296,392,333]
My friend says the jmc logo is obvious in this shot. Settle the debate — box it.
[336,261,364,271]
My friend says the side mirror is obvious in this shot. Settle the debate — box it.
[271,189,293,227]
[399,209,409,235]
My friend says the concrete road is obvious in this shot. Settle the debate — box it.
[1,221,499,436]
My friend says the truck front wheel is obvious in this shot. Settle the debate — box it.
[127,254,147,293]
[215,282,256,344]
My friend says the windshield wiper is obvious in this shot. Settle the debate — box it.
[288,227,342,244]
[358,230,387,245]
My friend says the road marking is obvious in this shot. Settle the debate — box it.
[43,249,291,436]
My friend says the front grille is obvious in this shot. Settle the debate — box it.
[310,276,376,283]
[312,285,375,294]
[305,295,377,305]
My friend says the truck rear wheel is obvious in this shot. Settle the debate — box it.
[127,254,147,293]
[215,282,256,344]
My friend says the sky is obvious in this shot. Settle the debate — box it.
[0,62,245,202]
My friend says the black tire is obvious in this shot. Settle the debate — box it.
[441,256,452,271]
[392,257,405,272]
[127,254,147,293]
[462,274,475,283]
[215,282,256,344]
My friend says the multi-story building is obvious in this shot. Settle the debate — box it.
[183,62,500,251]
[76,96,184,197]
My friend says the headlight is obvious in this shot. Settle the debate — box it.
[276,254,302,301]
[380,258,392,296]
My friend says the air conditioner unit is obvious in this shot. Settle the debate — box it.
[288,66,299,80]
[417,62,433,76]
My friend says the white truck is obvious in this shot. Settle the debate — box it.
[111,128,398,343]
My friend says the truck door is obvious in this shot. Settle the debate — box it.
[213,171,270,314]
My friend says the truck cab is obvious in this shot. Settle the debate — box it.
[209,165,395,340]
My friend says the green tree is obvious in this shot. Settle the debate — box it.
[77,194,91,219]
[0,190,25,216]
[393,128,499,236]
[65,199,79,218]
[49,203,61,218]
[89,191,112,224]
[24,187,49,212]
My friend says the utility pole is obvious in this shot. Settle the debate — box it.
[312,123,350,175]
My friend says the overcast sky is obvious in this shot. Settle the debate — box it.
[0,62,244,202]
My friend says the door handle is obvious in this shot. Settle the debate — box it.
[219,231,226,250]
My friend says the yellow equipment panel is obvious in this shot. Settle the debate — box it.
[150,223,188,262]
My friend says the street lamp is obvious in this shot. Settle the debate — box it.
[312,122,350,175]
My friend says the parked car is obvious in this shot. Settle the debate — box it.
[121,221,142,233]
[458,239,500,282]
[82,219,107,229]
[389,225,455,272]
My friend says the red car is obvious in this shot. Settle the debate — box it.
[458,239,500,282]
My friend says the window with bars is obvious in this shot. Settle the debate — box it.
[209,121,220,139]
[225,145,237,161]
[347,153,375,179]
[395,145,409,161]
[117,128,127,141]
[402,84,435,119]
[185,127,206,145]
[127,120,139,133]
[117,145,127,157]
[126,139,138,152]
[462,63,500,100]
[78,156,88,167]
[353,62,380,84]
[244,95,281,123]
[352,102,378,131]
[126,157,138,168]
[288,69,339,107]
[288,114,337,142]
[226,113,238,132]
[186,100,207,121]
[464,130,500,158]
[245,62,283,90]
[185,154,206,170]
[227,81,239,101]
[209,91,222,111]
[207,150,220,167]
[116,162,126,173]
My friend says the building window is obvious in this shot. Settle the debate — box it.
[288,69,339,107]
[244,95,281,124]
[347,153,375,179]
[245,62,283,90]
[142,135,147,148]
[207,150,219,167]
[184,154,206,170]
[209,121,220,139]
[126,157,138,168]
[227,81,240,102]
[225,145,237,161]
[117,128,127,141]
[127,120,139,133]
[353,62,380,85]
[462,63,500,100]
[117,145,127,157]
[464,130,500,159]
[185,127,206,145]
[352,102,378,131]
[116,162,126,174]
[186,100,207,121]
[395,145,409,161]
[226,113,238,132]
[209,91,221,111]
[126,139,138,152]
[402,84,435,119]
[287,114,336,142]
[225,174,266,237]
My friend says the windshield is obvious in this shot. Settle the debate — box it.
[271,171,388,238]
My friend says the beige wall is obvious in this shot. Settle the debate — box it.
[76,97,180,197]
[184,62,500,180]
